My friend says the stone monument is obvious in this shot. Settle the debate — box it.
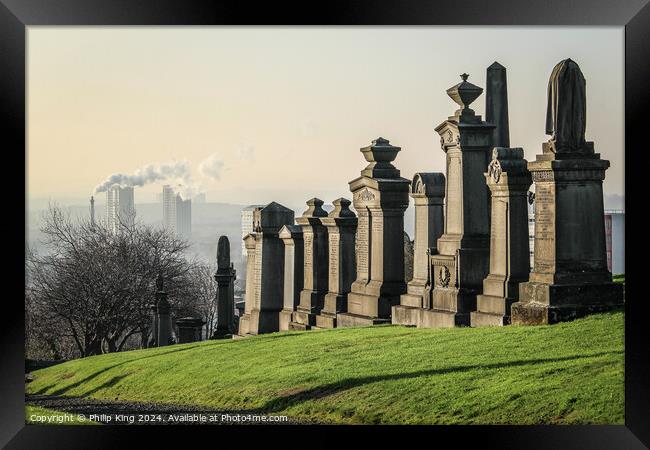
[212,235,237,339]
[337,137,410,327]
[424,74,495,328]
[511,59,624,325]
[290,198,329,330]
[238,202,294,335]
[237,233,258,336]
[316,198,357,328]
[471,148,532,326]
[486,61,510,149]
[392,173,445,326]
[176,317,206,343]
[155,273,173,346]
[279,224,304,331]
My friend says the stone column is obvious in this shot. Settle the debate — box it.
[176,317,206,343]
[471,148,532,326]
[155,274,173,347]
[149,301,158,348]
[423,74,496,328]
[512,59,623,325]
[248,202,295,334]
[316,198,357,328]
[279,225,304,331]
[337,137,410,328]
[290,198,329,330]
[237,233,258,336]
[392,173,445,326]
[212,235,237,339]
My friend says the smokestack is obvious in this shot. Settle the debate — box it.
[90,195,95,227]
[486,61,510,148]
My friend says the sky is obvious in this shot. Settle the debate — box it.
[27,26,624,210]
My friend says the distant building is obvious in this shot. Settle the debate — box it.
[161,185,192,238]
[241,205,265,255]
[106,185,135,234]
[176,194,192,238]
[162,185,176,234]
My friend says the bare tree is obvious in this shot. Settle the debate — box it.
[26,205,202,358]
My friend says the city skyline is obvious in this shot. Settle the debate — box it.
[28,27,624,208]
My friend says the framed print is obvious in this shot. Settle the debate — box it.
[1,0,647,448]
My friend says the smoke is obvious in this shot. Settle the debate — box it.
[198,153,225,180]
[174,184,203,201]
[94,160,193,193]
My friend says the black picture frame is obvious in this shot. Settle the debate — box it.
[1,0,647,447]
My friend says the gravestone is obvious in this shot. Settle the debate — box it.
[155,273,173,346]
[316,198,357,328]
[290,198,329,330]
[337,137,410,327]
[176,317,206,343]
[471,148,532,326]
[237,233,258,336]
[212,235,237,339]
[392,173,445,326]
[511,59,624,325]
[279,224,304,331]
[424,74,495,328]
[238,202,295,336]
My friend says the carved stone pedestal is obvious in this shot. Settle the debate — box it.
[392,173,445,326]
[337,138,410,328]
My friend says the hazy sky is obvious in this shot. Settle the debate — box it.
[27,27,624,209]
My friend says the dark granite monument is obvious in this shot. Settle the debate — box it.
[291,198,329,330]
[471,148,532,326]
[337,137,410,327]
[176,317,206,343]
[392,173,445,326]
[154,273,173,347]
[424,74,495,328]
[486,61,510,149]
[212,235,237,339]
[511,59,624,325]
[316,198,357,328]
[279,224,304,331]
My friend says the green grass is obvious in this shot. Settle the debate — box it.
[26,405,99,425]
[27,312,624,425]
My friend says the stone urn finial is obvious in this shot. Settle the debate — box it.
[446,73,483,112]
[302,198,328,218]
[329,198,356,218]
[359,137,402,178]
[361,137,400,163]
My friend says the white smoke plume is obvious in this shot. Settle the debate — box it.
[94,160,193,193]
[198,153,225,180]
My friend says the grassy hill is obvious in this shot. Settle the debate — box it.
[27,311,624,425]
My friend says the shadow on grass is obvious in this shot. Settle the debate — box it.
[253,350,623,413]
[31,344,205,397]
